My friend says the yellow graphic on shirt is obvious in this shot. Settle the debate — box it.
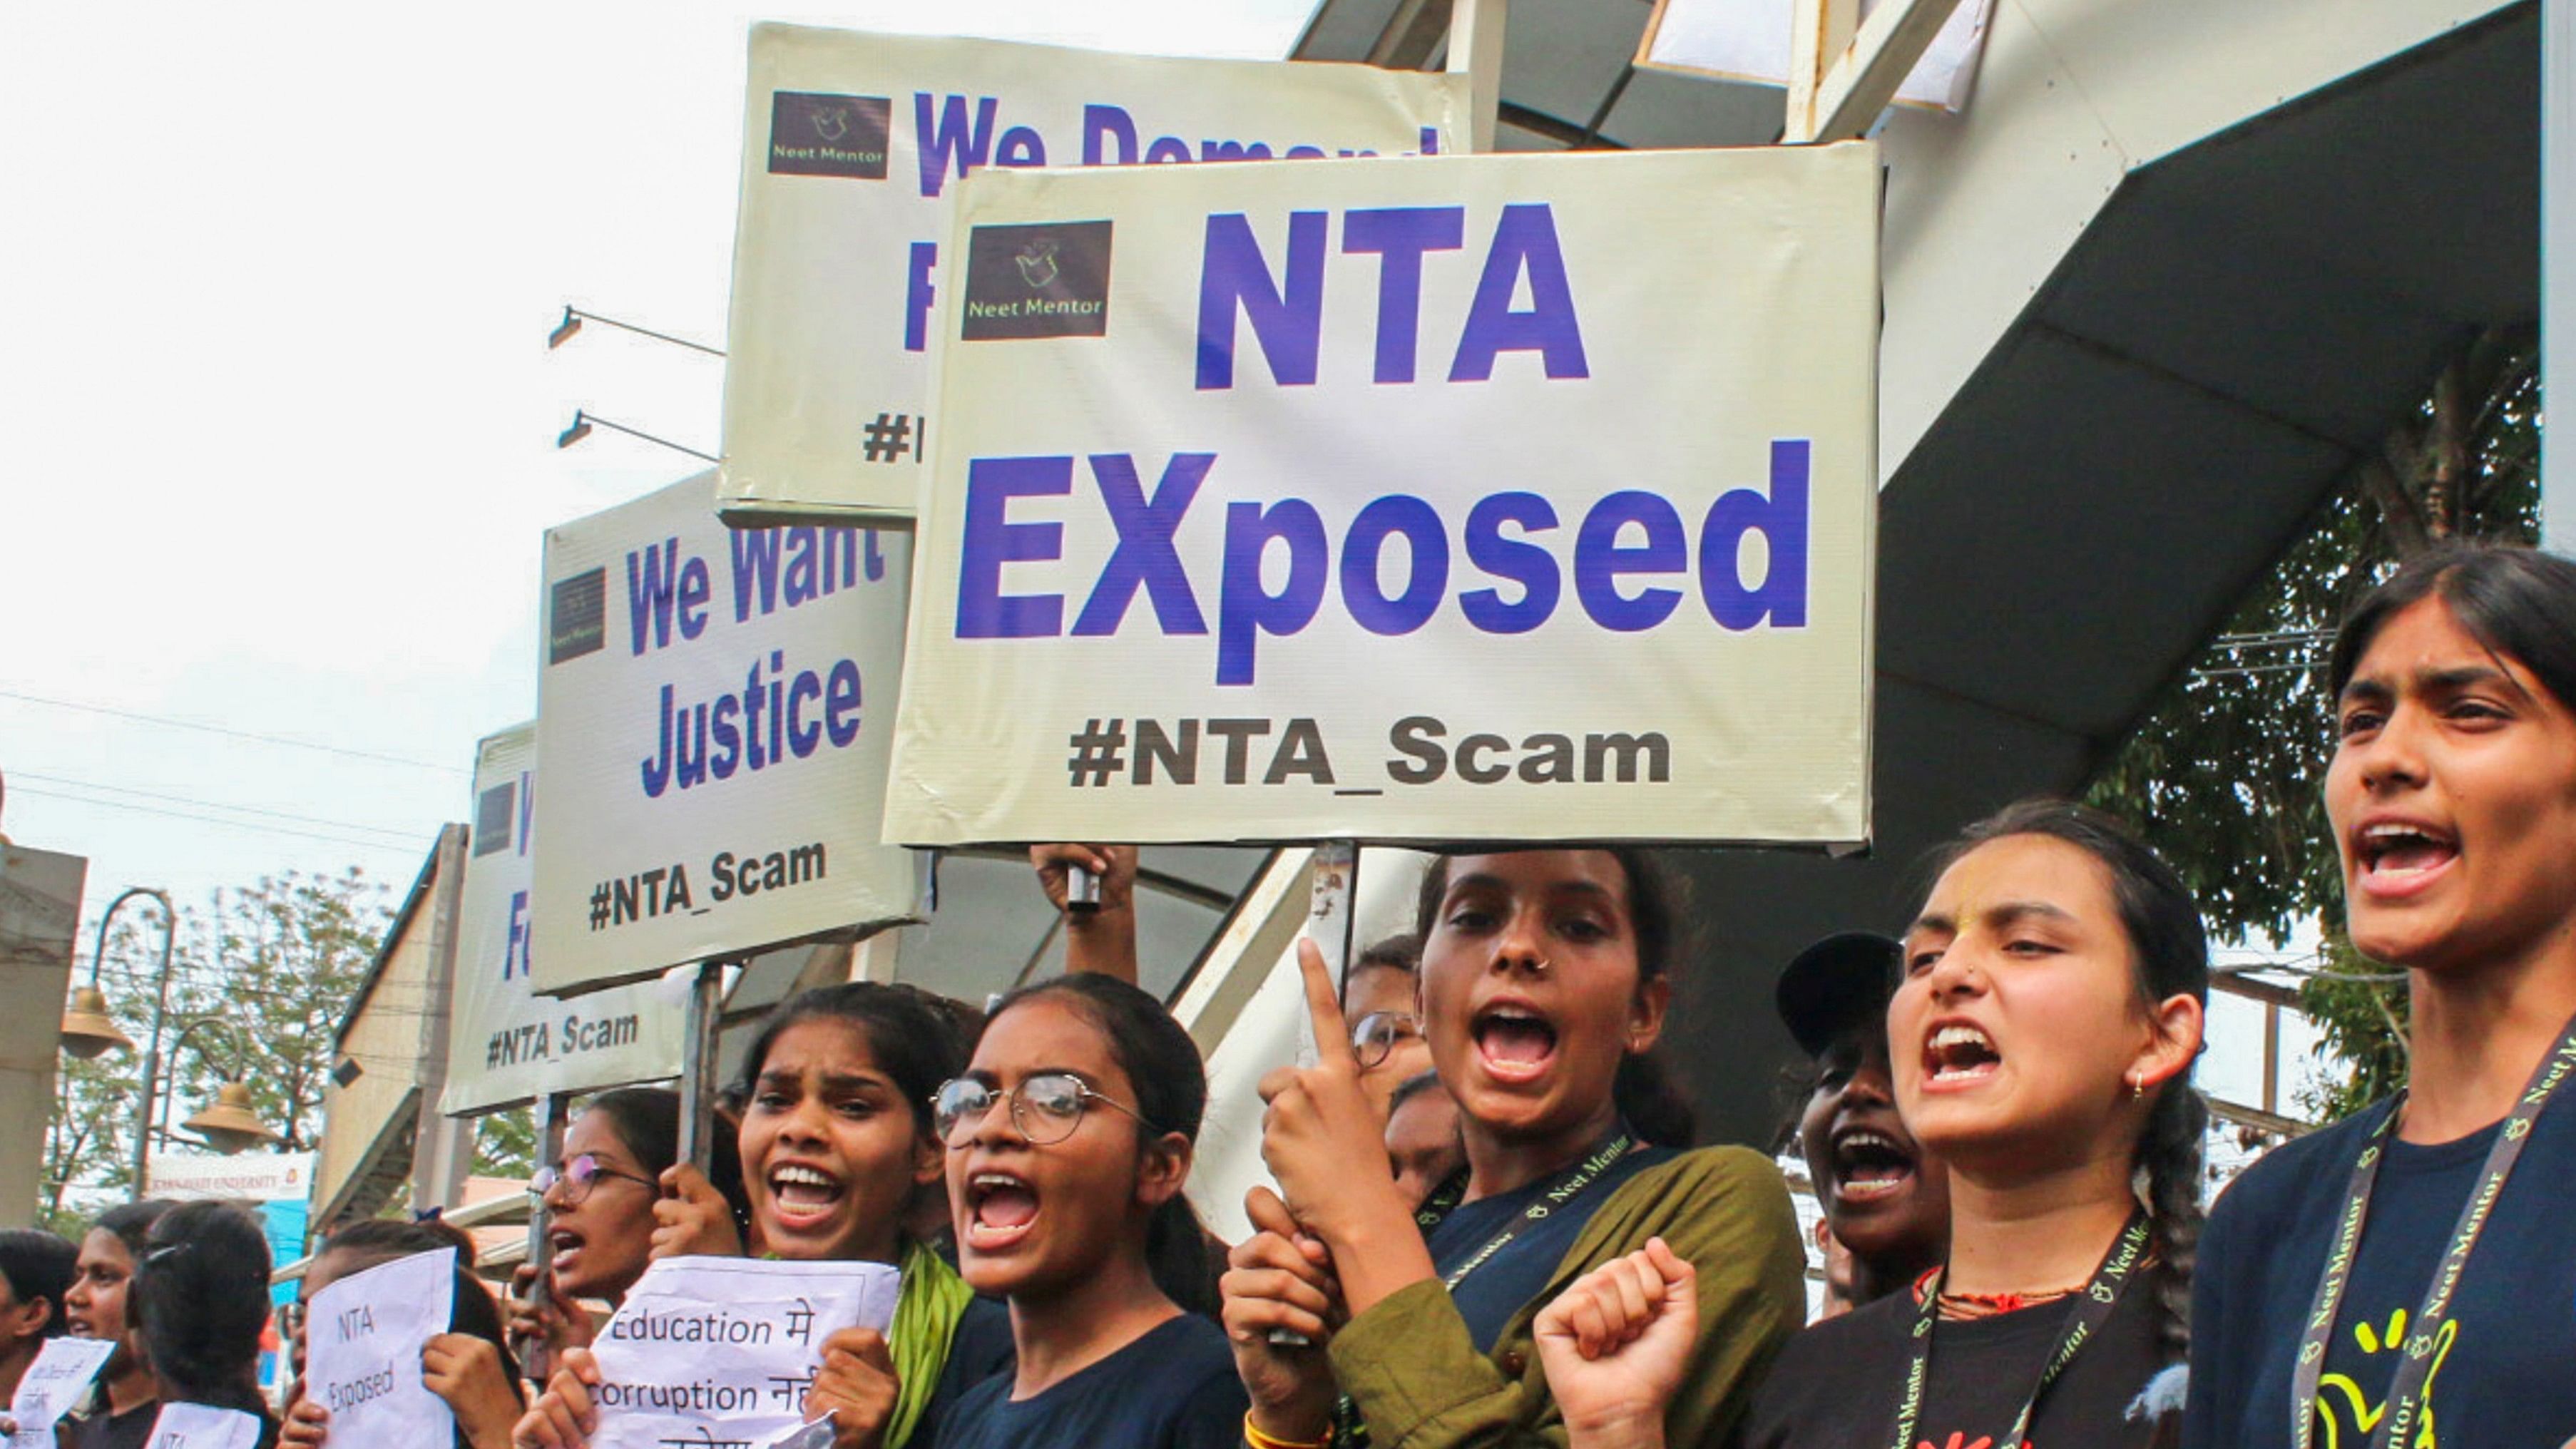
[2314,1308,2460,1449]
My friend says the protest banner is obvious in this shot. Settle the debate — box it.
[142,1404,262,1449]
[1635,0,1997,113]
[6,1337,116,1448]
[885,143,1881,847]
[302,1247,454,1449]
[441,722,688,1112]
[717,22,1466,526]
[586,1255,899,1449]
[531,471,928,995]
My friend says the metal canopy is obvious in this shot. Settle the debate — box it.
[1299,0,2540,1144]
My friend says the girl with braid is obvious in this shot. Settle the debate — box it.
[1687,801,2205,1449]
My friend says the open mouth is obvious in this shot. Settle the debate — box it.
[767,1162,848,1232]
[1473,1003,1559,1085]
[548,1227,585,1276]
[2356,820,2458,890]
[963,1170,1039,1251]
[1829,1127,1918,1202]
[1923,1023,2001,1086]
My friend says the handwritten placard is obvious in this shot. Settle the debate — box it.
[588,1256,899,1449]
[303,1247,455,1449]
[143,1403,264,1449]
[6,1336,116,1447]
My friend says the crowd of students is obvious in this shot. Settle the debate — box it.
[17,539,2576,1448]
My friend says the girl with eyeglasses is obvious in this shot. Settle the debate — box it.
[2184,543,2576,1449]
[513,983,1012,1449]
[280,1219,523,1449]
[506,1087,749,1365]
[933,971,1244,1449]
[1228,849,1804,1449]
[1343,934,1431,1125]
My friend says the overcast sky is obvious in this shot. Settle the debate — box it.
[0,0,1317,914]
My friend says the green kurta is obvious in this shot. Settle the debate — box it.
[1326,1145,1806,1449]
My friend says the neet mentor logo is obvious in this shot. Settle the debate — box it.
[961,222,1114,341]
[549,568,607,665]
[768,91,891,178]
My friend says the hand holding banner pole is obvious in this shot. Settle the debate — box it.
[677,961,727,1178]
[516,1091,573,1383]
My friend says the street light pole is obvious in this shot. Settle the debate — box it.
[101,889,182,1199]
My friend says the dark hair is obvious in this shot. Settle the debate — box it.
[1412,849,1699,1147]
[315,1218,522,1388]
[93,1200,175,1257]
[982,973,1219,1315]
[1386,1068,1448,1118]
[1922,799,2209,1358]
[581,1086,752,1236]
[0,1229,77,1338]
[1346,933,1424,988]
[727,983,966,1135]
[2329,541,2576,712]
[131,1201,273,1420]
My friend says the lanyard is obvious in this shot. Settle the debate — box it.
[1888,1209,2152,1449]
[2289,1012,2576,1449]
[1332,1130,1637,1449]
[1414,1130,1636,1291]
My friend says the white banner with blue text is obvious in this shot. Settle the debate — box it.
[717,22,1465,526]
[887,144,1881,846]
[442,722,689,1112]
[533,472,926,995]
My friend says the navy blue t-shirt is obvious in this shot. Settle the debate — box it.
[1426,1145,1676,1351]
[915,1294,1015,1448]
[931,1313,1245,1449]
[2183,1097,2576,1449]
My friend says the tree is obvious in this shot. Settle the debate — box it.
[2085,330,2538,1122]
[43,869,390,1232]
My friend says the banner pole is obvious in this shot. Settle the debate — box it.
[1309,841,1361,1003]
[519,1090,572,1383]
[676,960,727,1178]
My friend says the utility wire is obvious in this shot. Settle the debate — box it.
[11,771,428,844]
[0,687,467,774]
[10,786,426,855]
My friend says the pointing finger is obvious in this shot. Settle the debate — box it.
[1296,937,1356,1072]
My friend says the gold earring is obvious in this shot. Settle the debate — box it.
[2129,1072,2145,1100]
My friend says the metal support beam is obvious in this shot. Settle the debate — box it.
[1789,0,1969,145]
[1448,0,1508,153]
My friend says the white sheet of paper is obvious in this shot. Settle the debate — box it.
[302,1246,456,1449]
[142,1403,264,1449]
[6,1336,118,1447]
[588,1256,901,1449]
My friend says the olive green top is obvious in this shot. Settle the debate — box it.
[1327,1145,1806,1449]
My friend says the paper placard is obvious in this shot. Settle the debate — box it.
[587,1256,901,1449]
[143,1403,263,1449]
[718,22,1464,524]
[886,144,1880,847]
[531,471,927,995]
[6,1337,117,1447]
[441,722,690,1112]
[302,1248,454,1449]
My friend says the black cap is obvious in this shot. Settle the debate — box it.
[1774,931,1903,1058]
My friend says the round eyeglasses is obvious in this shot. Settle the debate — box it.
[1351,1010,1423,1071]
[529,1152,657,1207]
[933,1072,1153,1147]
